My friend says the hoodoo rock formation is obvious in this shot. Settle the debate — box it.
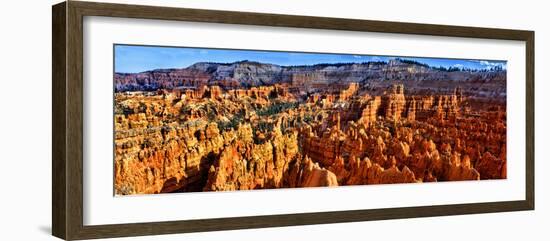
[114,59,507,195]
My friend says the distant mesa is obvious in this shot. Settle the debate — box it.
[114,59,506,93]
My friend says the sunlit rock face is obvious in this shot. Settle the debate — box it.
[114,59,506,195]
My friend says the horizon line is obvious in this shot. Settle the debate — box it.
[114,44,507,74]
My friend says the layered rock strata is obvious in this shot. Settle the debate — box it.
[114,79,506,195]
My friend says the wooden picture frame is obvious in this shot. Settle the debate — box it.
[52,1,534,240]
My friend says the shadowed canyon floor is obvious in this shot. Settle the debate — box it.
[114,60,506,195]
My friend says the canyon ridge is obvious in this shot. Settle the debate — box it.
[113,58,506,195]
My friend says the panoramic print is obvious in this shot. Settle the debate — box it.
[113,45,507,195]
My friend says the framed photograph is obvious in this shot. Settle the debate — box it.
[52,1,534,240]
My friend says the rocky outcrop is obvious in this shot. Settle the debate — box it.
[476,152,506,179]
[115,68,211,92]
[381,84,406,120]
[358,97,381,126]
[286,155,338,188]
[114,120,226,194]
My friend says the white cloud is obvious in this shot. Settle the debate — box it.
[478,60,506,69]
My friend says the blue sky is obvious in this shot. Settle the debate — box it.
[114,44,507,73]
